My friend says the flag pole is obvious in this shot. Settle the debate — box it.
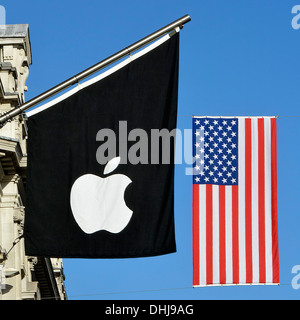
[0,14,191,126]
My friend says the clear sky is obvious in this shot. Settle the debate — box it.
[3,0,300,300]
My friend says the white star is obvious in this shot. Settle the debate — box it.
[222,166,227,172]
[195,142,200,148]
[200,148,204,153]
[200,125,205,131]
[195,177,200,182]
[231,178,237,183]
[204,177,209,182]
[218,160,223,165]
[213,120,218,125]
[231,120,236,125]
[204,131,209,136]
[226,149,232,154]
[227,126,232,131]
[213,131,218,136]
[209,125,214,130]
[231,155,237,160]
[209,171,214,176]
[231,143,236,148]
[222,143,227,149]
[200,171,205,176]
[209,137,214,142]
[218,172,223,177]
[195,131,200,136]
[222,131,227,137]
[231,132,236,137]
[204,119,209,125]
[222,178,227,183]
[222,120,227,125]
[213,177,218,183]
[226,172,232,177]
[209,159,214,165]
[195,120,200,125]
[231,166,236,172]
[222,154,227,160]
[218,137,223,142]
[213,165,218,171]
[218,125,222,131]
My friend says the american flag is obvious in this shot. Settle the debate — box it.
[192,116,279,286]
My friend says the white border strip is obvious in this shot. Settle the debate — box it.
[27,29,179,117]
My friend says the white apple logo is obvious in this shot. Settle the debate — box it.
[70,157,133,234]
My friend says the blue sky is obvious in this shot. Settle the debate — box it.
[3,0,300,300]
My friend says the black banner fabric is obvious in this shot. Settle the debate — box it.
[24,33,179,258]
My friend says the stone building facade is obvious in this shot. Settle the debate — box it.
[0,24,67,300]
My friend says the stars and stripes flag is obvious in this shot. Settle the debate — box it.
[192,116,279,286]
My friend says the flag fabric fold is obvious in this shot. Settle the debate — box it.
[192,116,279,286]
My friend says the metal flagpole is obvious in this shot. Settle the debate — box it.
[0,14,191,126]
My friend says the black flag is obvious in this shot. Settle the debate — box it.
[24,32,179,258]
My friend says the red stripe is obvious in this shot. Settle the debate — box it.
[258,119,266,283]
[206,184,213,285]
[271,118,279,283]
[193,184,200,286]
[219,185,226,284]
[245,118,253,283]
[232,185,239,283]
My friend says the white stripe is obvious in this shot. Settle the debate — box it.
[251,118,259,283]
[212,185,219,284]
[264,118,273,283]
[193,282,279,288]
[238,118,246,283]
[199,185,207,286]
[193,116,276,119]
[225,186,233,284]
[26,32,178,117]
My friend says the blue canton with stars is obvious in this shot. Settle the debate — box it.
[193,118,238,185]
